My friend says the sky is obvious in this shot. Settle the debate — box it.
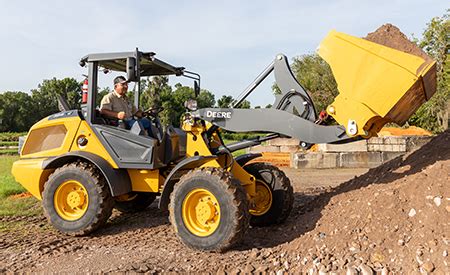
[0,1,447,107]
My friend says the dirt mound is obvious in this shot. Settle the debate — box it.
[282,130,450,273]
[364,23,433,64]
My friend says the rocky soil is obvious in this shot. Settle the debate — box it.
[0,130,448,273]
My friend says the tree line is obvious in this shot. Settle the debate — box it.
[0,76,251,131]
[0,11,448,133]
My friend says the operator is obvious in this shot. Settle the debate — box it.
[100,76,152,135]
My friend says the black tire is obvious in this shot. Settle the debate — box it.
[42,162,114,236]
[114,192,156,213]
[169,168,250,252]
[244,162,293,226]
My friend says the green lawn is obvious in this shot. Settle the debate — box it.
[0,149,19,155]
[0,155,40,216]
[223,139,247,157]
[0,141,19,146]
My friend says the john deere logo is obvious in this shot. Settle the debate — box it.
[206,111,231,119]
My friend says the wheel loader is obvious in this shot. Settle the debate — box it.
[11,30,436,251]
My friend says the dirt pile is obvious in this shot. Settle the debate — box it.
[279,130,450,273]
[364,23,433,64]
[378,126,432,137]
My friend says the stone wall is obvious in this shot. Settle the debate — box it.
[248,136,433,169]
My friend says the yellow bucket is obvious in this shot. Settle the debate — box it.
[317,30,436,137]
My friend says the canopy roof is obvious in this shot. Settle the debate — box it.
[80,50,185,76]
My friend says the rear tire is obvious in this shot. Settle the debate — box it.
[42,162,114,236]
[114,192,156,213]
[169,168,249,252]
[244,162,293,226]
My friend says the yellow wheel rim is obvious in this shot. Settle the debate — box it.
[249,180,273,216]
[54,180,89,221]
[182,188,221,237]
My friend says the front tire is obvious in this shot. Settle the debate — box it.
[42,162,114,236]
[169,168,249,252]
[244,162,294,226]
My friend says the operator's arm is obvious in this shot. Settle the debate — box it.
[100,108,125,120]
[100,94,125,119]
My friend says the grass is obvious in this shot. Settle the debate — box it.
[0,132,27,141]
[0,155,40,216]
[0,141,19,146]
[223,139,247,157]
[0,149,19,155]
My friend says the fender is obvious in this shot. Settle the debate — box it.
[235,153,262,166]
[42,151,131,196]
[158,155,217,211]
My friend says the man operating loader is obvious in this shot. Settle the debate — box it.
[100,76,153,134]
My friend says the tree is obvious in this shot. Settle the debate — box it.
[234,99,251,109]
[137,76,172,125]
[408,10,449,132]
[217,95,251,109]
[139,77,215,126]
[0,91,36,132]
[97,87,111,107]
[290,54,338,112]
[31,77,82,120]
[217,95,234,108]
[140,76,171,110]
[170,83,216,126]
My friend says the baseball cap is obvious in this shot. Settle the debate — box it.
[114,76,128,85]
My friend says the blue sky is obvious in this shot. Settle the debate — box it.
[0,1,447,107]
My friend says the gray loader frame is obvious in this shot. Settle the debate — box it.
[194,54,354,150]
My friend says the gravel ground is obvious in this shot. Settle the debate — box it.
[0,167,367,273]
[0,130,448,273]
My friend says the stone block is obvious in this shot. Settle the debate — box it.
[381,152,404,163]
[367,137,384,145]
[292,152,339,169]
[383,136,406,145]
[368,143,406,152]
[368,144,381,152]
[379,144,394,152]
[267,138,300,146]
[405,136,433,152]
[391,144,407,152]
[317,140,367,152]
[247,145,280,153]
[340,152,382,168]
[280,145,300,153]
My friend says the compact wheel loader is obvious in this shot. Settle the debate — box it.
[11,30,436,251]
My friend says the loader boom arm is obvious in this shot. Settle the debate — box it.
[194,53,353,147]
[196,108,349,145]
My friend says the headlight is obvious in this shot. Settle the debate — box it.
[184,99,198,111]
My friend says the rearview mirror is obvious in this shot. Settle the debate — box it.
[194,81,200,97]
[126,57,138,82]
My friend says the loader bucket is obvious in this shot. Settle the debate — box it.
[317,30,436,137]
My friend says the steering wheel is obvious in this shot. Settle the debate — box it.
[143,106,164,117]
